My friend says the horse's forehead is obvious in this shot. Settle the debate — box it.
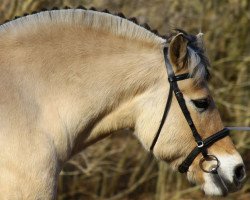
[178,78,209,97]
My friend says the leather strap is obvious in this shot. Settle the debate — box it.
[149,83,173,151]
[178,128,229,173]
[168,73,190,82]
[163,47,208,157]
[171,80,208,157]
[150,46,230,174]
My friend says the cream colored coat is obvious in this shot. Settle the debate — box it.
[0,9,245,199]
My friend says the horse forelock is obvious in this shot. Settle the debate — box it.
[185,32,210,84]
[187,46,210,85]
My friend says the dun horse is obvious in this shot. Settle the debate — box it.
[0,8,246,199]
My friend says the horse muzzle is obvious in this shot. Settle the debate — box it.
[202,152,246,196]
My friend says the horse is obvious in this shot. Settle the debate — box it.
[0,7,246,199]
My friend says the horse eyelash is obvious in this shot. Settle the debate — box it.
[191,98,210,111]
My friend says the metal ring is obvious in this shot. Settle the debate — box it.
[197,141,204,148]
[199,154,220,173]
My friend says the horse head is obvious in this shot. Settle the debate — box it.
[134,31,246,195]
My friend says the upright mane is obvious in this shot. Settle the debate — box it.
[0,7,209,83]
[0,7,165,46]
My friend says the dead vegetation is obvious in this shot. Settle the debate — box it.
[0,0,249,199]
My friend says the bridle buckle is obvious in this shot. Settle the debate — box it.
[197,141,204,148]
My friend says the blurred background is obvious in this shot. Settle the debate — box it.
[0,0,249,199]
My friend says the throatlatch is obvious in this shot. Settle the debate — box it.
[150,47,229,173]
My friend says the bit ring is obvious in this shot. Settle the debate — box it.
[199,154,220,173]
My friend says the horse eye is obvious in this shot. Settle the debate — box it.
[191,98,210,111]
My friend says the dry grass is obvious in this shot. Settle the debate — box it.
[0,0,249,199]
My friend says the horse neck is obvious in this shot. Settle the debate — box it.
[56,31,165,159]
[1,21,166,162]
[65,35,165,156]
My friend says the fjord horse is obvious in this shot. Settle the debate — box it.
[0,8,246,199]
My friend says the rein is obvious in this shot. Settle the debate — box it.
[150,47,230,174]
[227,127,250,131]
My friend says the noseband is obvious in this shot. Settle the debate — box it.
[150,47,230,173]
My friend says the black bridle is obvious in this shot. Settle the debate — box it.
[150,47,230,173]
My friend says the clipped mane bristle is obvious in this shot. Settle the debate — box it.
[40,8,47,12]
[129,17,138,24]
[0,6,163,38]
[77,5,86,10]
[152,29,159,35]
[142,23,151,31]
[102,9,110,13]
[161,35,169,40]
[117,12,125,18]
[89,7,97,11]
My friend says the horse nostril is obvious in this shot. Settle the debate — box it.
[234,164,246,183]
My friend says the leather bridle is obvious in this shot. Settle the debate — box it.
[150,47,230,173]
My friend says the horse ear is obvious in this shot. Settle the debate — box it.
[196,32,204,49]
[168,33,188,70]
